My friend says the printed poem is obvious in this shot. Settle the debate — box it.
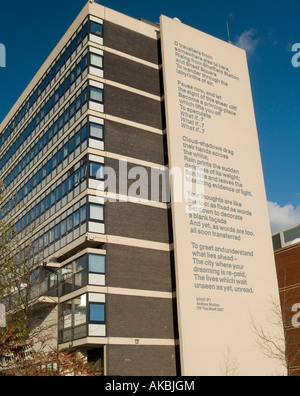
[173,41,256,311]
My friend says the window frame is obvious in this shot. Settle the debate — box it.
[89,302,105,324]
[89,203,105,223]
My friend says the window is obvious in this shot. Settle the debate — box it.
[90,21,103,37]
[90,123,104,140]
[75,255,86,274]
[67,214,73,233]
[90,303,105,323]
[57,149,63,165]
[90,87,103,103]
[90,204,104,222]
[68,174,74,192]
[81,204,87,223]
[90,162,104,180]
[82,124,87,141]
[75,130,81,148]
[74,295,87,326]
[81,163,87,181]
[55,224,61,241]
[89,254,105,274]
[46,194,51,210]
[61,301,72,329]
[50,227,55,245]
[62,264,72,281]
[90,53,103,69]
[61,219,67,237]
[74,169,80,187]
[63,143,68,159]
[62,180,68,197]
[74,210,80,229]
[69,137,74,154]
[56,185,61,201]
[51,190,56,206]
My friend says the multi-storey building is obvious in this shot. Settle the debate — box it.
[1,0,282,377]
[273,226,300,376]
[0,2,178,376]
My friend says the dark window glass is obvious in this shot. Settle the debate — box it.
[63,143,68,159]
[82,124,87,141]
[90,21,103,37]
[74,210,80,228]
[90,204,104,222]
[89,254,105,274]
[90,123,104,140]
[90,53,103,69]
[70,101,75,117]
[50,227,55,245]
[57,149,63,165]
[57,185,61,201]
[81,205,86,223]
[90,87,103,103]
[90,162,104,180]
[75,131,81,148]
[61,219,67,237]
[68,174,74,192]
[46,194,51,210]
[90,303,105,323]
[55,224,61,241]
[62,180,68,197]
[67,214,73,233]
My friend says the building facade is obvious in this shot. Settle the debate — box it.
[1,1,283,377]
[273,226,300,376]
[0,2,179,376]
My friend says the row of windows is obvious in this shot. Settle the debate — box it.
[13,198,88,267]
[28,253,106,298]
[0,50,103,176]
[20,197,105,264]
[2,120,89,216]
[0,54,87,176]
[0,17,103,149]
[3,125,104,223]
[0,50,92,175]
[2,83,104,190]
[42,201,104,261]
[14,159,104,235]
[62,253,105,280]
[60,253,105,295]
[60,294,105,339]
[14,162,88,234]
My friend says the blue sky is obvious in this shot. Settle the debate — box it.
[0,0,299,233]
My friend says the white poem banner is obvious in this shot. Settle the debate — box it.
[160,15,284,376]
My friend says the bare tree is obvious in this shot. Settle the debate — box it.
[219,346,240,376]
[250,293,300,376]
[0,182,98,376]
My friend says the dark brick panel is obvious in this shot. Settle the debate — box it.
[105,120,167,165]
[106,294,176,339]
[104,52,163,96]
[104,21,161,65]
[106,345,179,376]
[104,157,170,203]
[105,201,172,244]
[104,85,164,130]
[105,244,175,292]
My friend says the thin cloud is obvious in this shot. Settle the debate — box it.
[234,28,260,57]
[268,201,300,234]
[267,27,278,48]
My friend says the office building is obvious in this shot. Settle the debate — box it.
[0,2,178,376]
[0,1,283,376]
[273,226,300,376]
